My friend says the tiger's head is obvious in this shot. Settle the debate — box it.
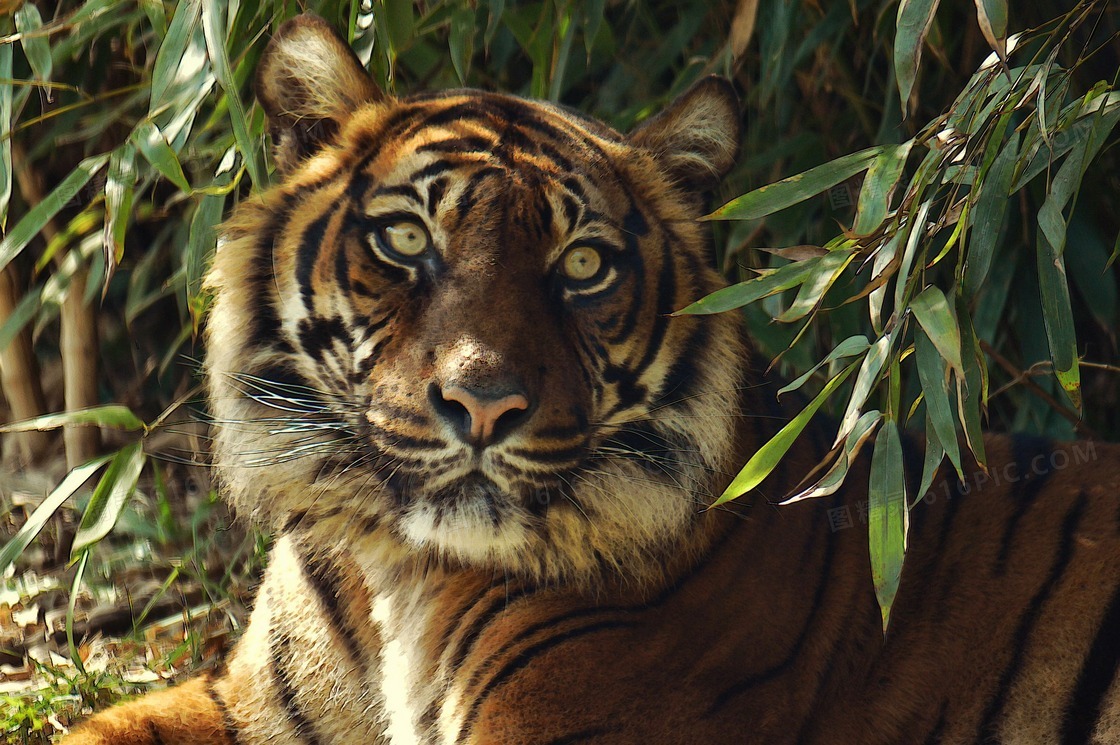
[206,15,745,585]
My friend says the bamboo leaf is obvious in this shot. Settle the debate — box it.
[15,3,52,89]
[778,335,869,396]
[915,414,946,505]
[835,334,891,446]
[202,0,267,188]
[965,130,1018,296]
[705,146,886,221]
[854,141,914,235]
[0,153,110,275]
[673,258,820,315]
[72,443,147,557]
[150,0,202,112]
[973,0,1007,62]
[894,0,940,112]
[102,143,137,284]
[449,7,475,85]
[131,120,191,193]
[914,328,962,477]
[781,410,881,504]
[0,283,41,354]
[713,361,858,506]
[1,405,146,433]
[1037,227,1079,404]
[0,456,112,575]
[910,286,963,374]
[774,249,855,322]
[869,420,908,631]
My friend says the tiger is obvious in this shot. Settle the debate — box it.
[64,12,1120,745]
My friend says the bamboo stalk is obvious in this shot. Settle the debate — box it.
[0,264,50,465]
[13,143,101,469]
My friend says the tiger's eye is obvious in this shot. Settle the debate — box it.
[562,246,603,281]
[384,221,429,257]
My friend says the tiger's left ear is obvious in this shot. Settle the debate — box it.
[627,76,741,190]
[255,14,384,173]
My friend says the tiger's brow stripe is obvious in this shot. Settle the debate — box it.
[976,488,1088,741]
[1060,567,1120,744]
[296,208,337,311]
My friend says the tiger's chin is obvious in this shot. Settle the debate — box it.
[396,473,535,564]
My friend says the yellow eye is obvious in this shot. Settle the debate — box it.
[561,246,603,281]
[383,221,429,257]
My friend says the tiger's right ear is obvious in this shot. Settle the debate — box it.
[255,14,384,173]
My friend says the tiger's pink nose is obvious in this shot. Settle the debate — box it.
[430,384,532,448]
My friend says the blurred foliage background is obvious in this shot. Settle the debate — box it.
[0,0,1118,740]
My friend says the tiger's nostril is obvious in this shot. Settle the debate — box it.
[429,382,532,448]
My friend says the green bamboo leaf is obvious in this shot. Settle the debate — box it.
[673,258,820,315]
[915,414,946,505]
[201,0,267,188]
[955,322,987,467]
[0,153,110,275]
[140,0,169,40]
[775,249,855,322]
[186,150,234,312]
[485,0,507,47]
[0,455,112,575]
[1,405,146,433]
[973,0,1007,61]
[67,549,90,675]
[385,0,415,52]
[781,410,881,504]
[15,3,52,88]
[131,120,191,193]
[778,335,869,396]
[854,141,914,235]
[705,146,886,221]
[835,334,891,446]
[894,0,940,111]
[869,419,908,631]
[965,129,1018,296]
[72,443,147,557]
[892,199,933,314]
[713,361,858,506]
[150,0,202,112]
[102,143,137,282]
[910,286,963,374]
[583,0,606,55]
[914,328,962,477]
[1037,228,1079,405]
[449,7,475,85]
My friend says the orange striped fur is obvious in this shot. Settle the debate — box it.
[65,14,1120,745]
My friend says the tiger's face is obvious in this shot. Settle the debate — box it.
[206,16,744,583]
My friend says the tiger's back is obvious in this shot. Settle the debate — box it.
[64,14,1120,745]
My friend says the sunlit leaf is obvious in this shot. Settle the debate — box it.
[778,335,869,396]
[910,286,963,374]
[705,146,885,221]
[131,120,191,192]
[103,143,137,284]
[0,456,112,575]
[781,410,881,504]
[714,362,858,506]
[835,334,891,446]
[72,443,147,557]
[674,258,820,315]
[1,405,146,433]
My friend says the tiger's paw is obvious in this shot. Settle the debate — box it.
[62,675,236,745]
